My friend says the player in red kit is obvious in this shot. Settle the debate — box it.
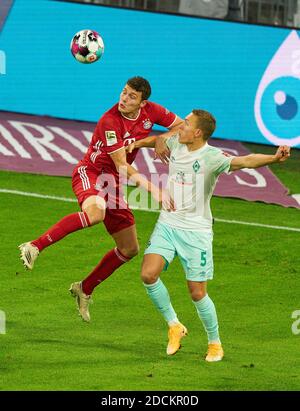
[19,76,183,322]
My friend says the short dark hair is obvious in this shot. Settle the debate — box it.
[127,76,151,100]
[192,109,216,140]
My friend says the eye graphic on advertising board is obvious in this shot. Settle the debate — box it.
[254,31,300,147]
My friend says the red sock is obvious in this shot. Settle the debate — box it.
[82,248,130,295]
[32,212,91,252]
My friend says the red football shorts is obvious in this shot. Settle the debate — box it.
[72,163,135,235]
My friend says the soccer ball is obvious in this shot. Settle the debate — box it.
[70,29,104,64]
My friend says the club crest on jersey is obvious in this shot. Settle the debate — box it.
[143,119,152,129]
[193,160,201,173]
[105,131,117,146]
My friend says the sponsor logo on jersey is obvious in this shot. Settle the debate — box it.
[105,130,117,146]
[124,137,136,146]
[175,171,185,183]
[143,119,152,129]
[170,155,175,162]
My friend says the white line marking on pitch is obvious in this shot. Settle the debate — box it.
[0,189,77,202]
[1,188,300,233]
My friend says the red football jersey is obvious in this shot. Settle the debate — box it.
[82,102,177,173]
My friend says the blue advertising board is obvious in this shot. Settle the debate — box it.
[0,0,299,147]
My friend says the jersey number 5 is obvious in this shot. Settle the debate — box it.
[200,251,207,267]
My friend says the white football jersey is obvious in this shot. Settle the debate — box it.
[158,135,234,232]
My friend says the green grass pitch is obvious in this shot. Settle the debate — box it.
[0,144,300,391]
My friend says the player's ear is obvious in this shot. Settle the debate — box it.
[195,128,203,138]
[140,100,148,108]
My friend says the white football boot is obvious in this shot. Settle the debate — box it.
[18,242,39,270]
[69,282,92,322]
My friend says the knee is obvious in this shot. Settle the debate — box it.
[191,289,207,302]
[119,244,140,259]
[84,205,105,226]
[141,265,158,285]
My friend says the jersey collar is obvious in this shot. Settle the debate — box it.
[186,142,208,154]
[120,109,141,121]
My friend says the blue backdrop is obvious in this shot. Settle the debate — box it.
[0,0,299,147]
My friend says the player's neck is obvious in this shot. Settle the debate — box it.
[121,109,141,120]
[186,140,206,152]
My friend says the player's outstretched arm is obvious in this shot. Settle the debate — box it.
[126,134,170,153]
[155,117,184,164]
[110,147,175,211]
[126,118,183,156]
[126,136,157,153]
[229,145,291,171]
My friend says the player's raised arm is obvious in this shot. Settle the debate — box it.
[229,145,291,171]
[126,135,157,153]
[154,117,184,164]
[126,134,173,153]
[110,147,175,211]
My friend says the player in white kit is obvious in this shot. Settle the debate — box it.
[129,109,290,362]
